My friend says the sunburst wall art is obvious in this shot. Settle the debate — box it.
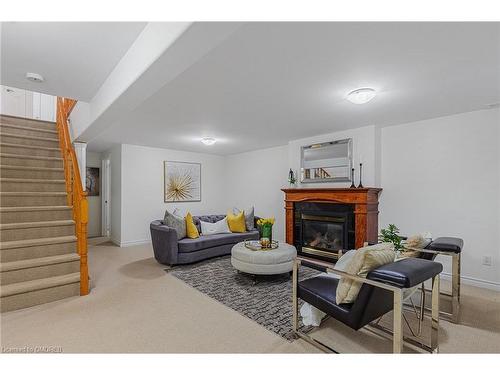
[164,161,201,202]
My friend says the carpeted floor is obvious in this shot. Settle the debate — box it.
[169,256,319,340]
[1,240,499,353]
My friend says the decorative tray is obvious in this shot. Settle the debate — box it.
[244,240,279,251]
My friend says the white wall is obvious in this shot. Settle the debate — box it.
[225,145,289,241]
[86,151,102,237]
[1,85,56,121]
[69,101,90,141]
[118,144,227,246]
[380,108,500,289]
[288,125,380,188]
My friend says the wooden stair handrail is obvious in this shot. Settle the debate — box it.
[56,97,89,296]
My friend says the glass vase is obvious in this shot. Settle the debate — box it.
[260,223,273,248]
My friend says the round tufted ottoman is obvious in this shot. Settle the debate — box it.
[231,241,297,275]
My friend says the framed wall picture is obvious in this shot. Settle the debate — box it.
[86,167,100,196]
[164,161,201,202]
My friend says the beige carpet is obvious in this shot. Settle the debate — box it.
[1,240,499,353]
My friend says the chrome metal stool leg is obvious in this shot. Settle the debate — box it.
[451,253,461,323]
[418,283,425,336]
[431,275,440,353]
[393,289,403,354]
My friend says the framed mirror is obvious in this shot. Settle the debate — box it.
[300,138,353,183]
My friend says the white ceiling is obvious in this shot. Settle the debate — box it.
[1,22,146,101]
[89,22,500,155]
[59,23,500,154]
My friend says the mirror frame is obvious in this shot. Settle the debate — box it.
[300,138,353,183]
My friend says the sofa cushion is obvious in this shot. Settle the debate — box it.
[226,210,247,233]
[186,212,200,239]
[200,217,231,235]
[233,206,255,231]
[193,215,226,233]
[178,230,259,253]
[163,209,186,240]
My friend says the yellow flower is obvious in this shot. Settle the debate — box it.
[257,217,275,226]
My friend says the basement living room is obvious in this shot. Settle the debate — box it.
[0,5,499,371]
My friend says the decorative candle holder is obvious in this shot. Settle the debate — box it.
[350,167,356,188]
[357,163,364,188]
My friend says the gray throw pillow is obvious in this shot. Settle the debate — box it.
[164,209,186,240]
[233,206,254,231]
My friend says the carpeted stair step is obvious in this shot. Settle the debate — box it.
[0,115,81,312]
[0,235,77,262]
[0,272,80,312]
[0,165,64,180]
[0,143,62,158]
[0,115,56,131]
[0,153,63,168]
[0,123,58,139]
[0,132,60,148]
[0,220,75,241]
[0,191,68,206]
[0,206,73,224]
[0,178,66,192]
[0,253,80,285]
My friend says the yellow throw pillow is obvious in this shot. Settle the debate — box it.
[336,243,395,304]
[185,212,199,239]
[226,210,246,233]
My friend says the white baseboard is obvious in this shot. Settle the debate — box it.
[115,239,151,247]
[441,272,500,291]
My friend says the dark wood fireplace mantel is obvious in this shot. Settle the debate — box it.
[282,188,382,250]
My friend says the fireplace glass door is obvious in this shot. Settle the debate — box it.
[301,214,345,256]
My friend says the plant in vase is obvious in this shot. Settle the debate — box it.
[257,217,275,248]
[379,224,404,252]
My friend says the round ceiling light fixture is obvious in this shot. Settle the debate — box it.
[346,87,376,104]
[25,72,45,83]
[201,137,216,146]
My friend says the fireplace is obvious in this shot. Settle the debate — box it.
[294,202,355,260]
[282,188,382,260]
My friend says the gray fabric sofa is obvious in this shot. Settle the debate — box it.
[150,214,260,266]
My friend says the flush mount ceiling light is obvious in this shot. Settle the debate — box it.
[25,72,44,83]
[201,137,216,145]
[346,88,376,104]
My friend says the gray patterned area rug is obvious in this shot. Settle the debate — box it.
[168,256,319,340]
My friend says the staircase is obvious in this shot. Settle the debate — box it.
[0,114,81,312]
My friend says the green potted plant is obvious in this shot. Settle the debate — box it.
[379,224,404,252]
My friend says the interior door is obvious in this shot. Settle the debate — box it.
[101,158,111,237]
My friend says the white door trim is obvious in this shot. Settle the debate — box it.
[101,158,111,237]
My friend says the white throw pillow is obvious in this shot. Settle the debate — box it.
[200,217,231,235]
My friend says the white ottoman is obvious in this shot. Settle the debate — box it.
[231,241,297,275]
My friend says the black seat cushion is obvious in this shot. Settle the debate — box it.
[298,275,353,324]
[178,230,259,253]
[298,274,395,330]
[367,258,443,288]
[426,237,463,253]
